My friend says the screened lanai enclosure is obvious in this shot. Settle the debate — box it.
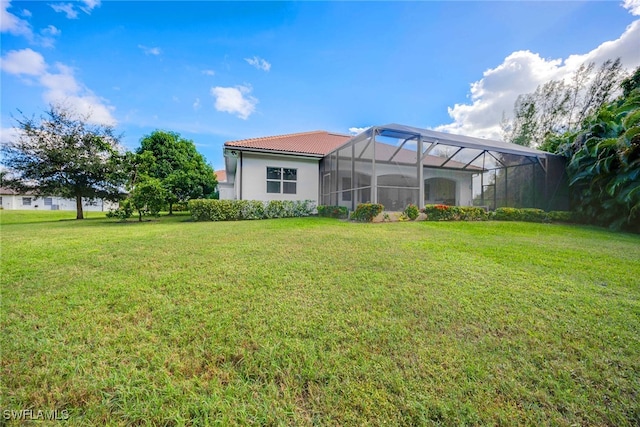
[320,124,568,211]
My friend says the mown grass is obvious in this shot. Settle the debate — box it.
[1,210,639,425]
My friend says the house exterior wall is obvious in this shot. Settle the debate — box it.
[218,182,235,200]
[423,168,473,206]
[0,194,117,211]
[239,153,320,202]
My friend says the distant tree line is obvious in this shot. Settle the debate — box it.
[1,104,218,220]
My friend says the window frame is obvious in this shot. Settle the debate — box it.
[266,167,297,195]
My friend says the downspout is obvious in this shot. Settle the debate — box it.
[418,135,424,209]
[239,151,243,200]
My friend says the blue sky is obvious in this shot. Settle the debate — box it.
[2,1,639,170]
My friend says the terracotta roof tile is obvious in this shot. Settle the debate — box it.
[214,170,227,182]
[225,130,351,156]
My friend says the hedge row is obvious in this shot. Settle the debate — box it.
[492,207,573,223]
[421,204,573,223]
[317,205,348,219]
[422,204,489,221]
[188,199,315,221]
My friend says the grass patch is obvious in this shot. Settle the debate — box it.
[1,211,639,425]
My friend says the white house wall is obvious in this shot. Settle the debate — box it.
[239,153,320,202]
[423,168,474,206]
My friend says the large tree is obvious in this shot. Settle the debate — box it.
[1,105,126,219]
[136,130,217,214]
[503,59,625,147]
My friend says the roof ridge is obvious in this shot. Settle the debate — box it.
[226,130,328,145]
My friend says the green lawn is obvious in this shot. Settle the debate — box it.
[1,210,639,425]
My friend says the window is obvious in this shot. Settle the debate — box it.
[44,197,53,206]
[267,167,297,194]
[22,197,31,206]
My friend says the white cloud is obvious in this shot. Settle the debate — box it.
[193,97,201,110]
[202,69,215,76]
[21,8,31,17]
[211,85,258,120]
[80,0,101,13]
[50,0,100,18]
[349,126,370,135]
[0,48,46,75]
[245,56,271,72]
[50,3,78,19]
[0,126,21,145]
[435,20,640,140]
[138,44,162,56]
[37,25,61,47]
[0,49,116,126]
[623,0,640,16]
[1,0,33,38]
[42,25,60,36]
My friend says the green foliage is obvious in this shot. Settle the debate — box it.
[317,205,349,219]
[547,210,574,223]
[493,207,548,222]
[188,199,315,221]
[403,204,420,220]
[555,72,640,232]
[106,199,133,221]
[413,205,575,223]
[503,59,624,147]
[136,130,217,213]
[1,104,127,219]
[350,203,384,222]
[129,177,167,221]
[422,205,489,221]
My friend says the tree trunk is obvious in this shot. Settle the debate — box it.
[76,194,84,220]
[169,203,173,215]
[138,210,143,222]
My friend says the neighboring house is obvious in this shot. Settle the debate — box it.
[221,123,568,211]
[0,188,117,211]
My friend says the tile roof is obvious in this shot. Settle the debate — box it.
[214,170,227,182]
[225,130,351,156]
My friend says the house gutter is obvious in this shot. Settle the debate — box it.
[223,145,325,159]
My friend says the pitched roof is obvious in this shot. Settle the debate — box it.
[0,187,22,195]
[214,170,227,182]
[225,130,351,156]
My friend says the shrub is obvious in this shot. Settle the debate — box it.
[240,200,265,220]
[350,203,384,222]
[459,206,489,221]
[421,205,488,221]
[422,204,458,221]
[188,199,315,221]
[317,205,348,219]
[403,204,420,220]
[171,201,189,212]
[493,207,548,222]
[106,199,133,221]
[547,210,574,223]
